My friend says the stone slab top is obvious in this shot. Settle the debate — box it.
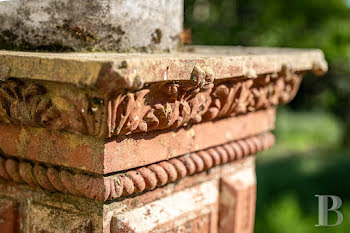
[0,46,327,90]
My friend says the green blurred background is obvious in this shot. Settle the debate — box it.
[184,0,350,232]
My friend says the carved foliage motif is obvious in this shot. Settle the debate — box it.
[0,69,303,137]
[203,70,302,121]
[108,69,303,136]
[107,66,215,135]
[0,78,107,136]
[0,79,59,127]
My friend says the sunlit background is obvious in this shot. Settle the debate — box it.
[184,0,350,232]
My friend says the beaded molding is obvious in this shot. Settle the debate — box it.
[0,133,274,201]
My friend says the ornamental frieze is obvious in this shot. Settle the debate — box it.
[0,68,303,137]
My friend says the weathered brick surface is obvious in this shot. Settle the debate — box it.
[0,199,18,233]
[152,213,212,233]
[28,204,93,233]
[219,166,256,233]
[111,181,218,233]
[0,48,326,88]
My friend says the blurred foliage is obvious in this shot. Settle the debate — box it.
[256,149,350,233]
[184,0,350,144]
[184,2,350,232]
[256,109,350,233]
[261,108,343,158]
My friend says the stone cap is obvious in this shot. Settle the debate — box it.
[0,46,327,91]
[0,0,183,52]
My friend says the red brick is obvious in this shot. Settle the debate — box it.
[0,109,274,174]
[0,199,18,233]
[219,167,256,233]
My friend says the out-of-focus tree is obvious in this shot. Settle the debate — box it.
[185,0,350,144]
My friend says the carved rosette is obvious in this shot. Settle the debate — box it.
[0,68,303,137]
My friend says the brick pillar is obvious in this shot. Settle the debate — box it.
[0,47,326,232]
[0,199,18,233]
[219,161,257,233]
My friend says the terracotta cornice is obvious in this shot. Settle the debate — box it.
[0,69,302,137]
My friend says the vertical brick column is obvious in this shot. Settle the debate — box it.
[219,162,257,233]
[0,199,18,233]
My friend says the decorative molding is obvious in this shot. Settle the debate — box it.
[106,66,215,135]
[106,69,303,136]
[0,69,299,138]
[0,70,301,137]
[0,78,107,137]
[0,133,274,201]
[0,79,59,126]
[104,132,274,200]
[0,155,105,200]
